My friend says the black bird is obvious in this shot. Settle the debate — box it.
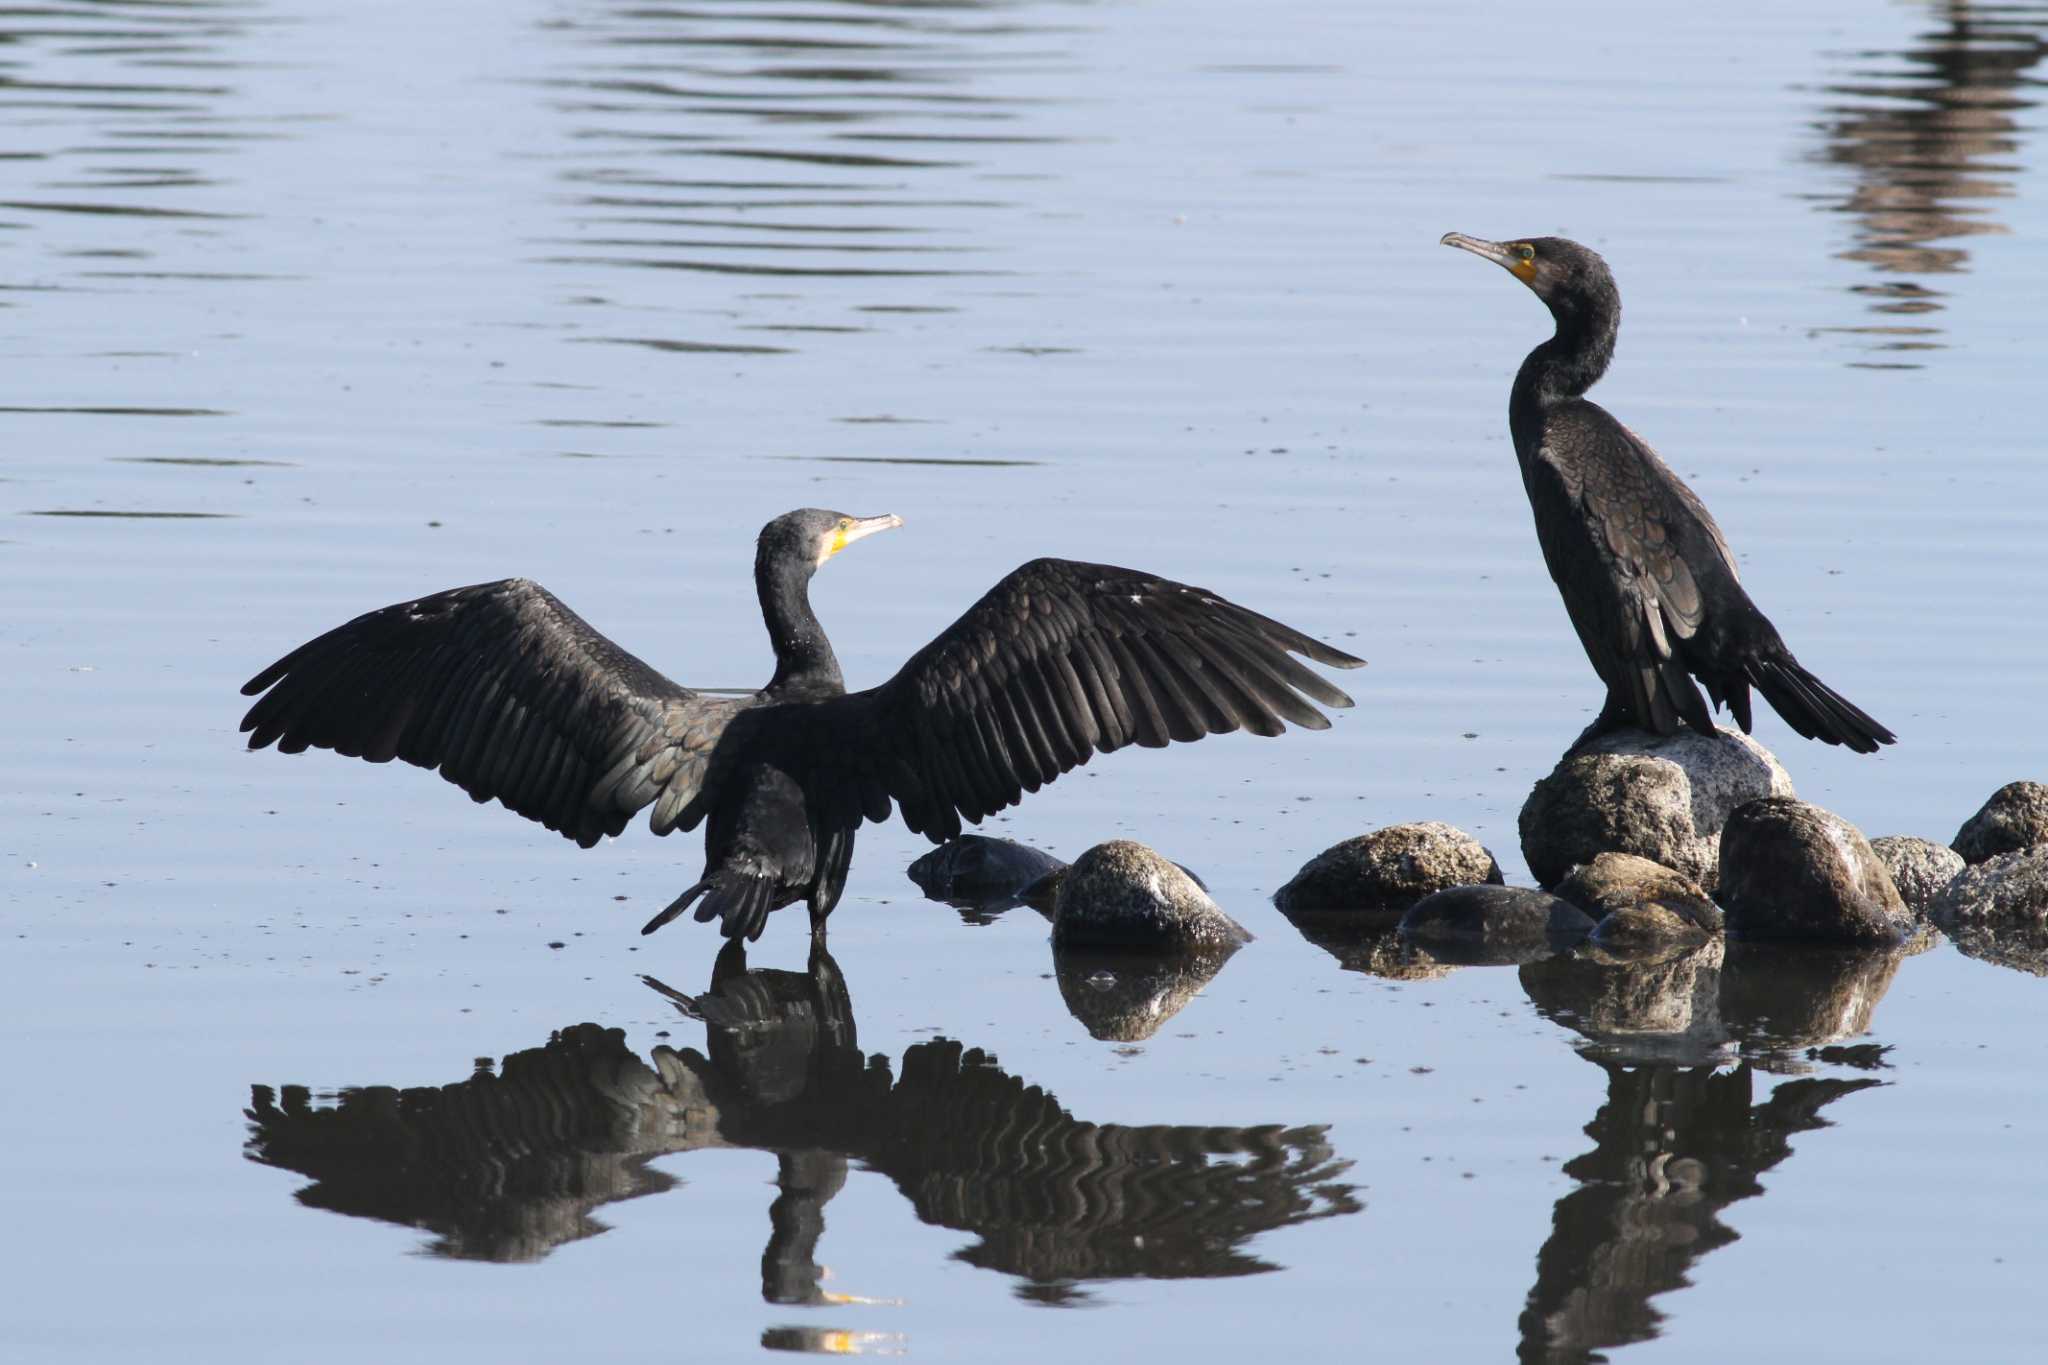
[240,508,1364,941]
[1440,232,1894,754]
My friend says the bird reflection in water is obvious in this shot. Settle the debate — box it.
[243,942,1358,1314]
[1512,940,1901,1363]
[1813,1,2048,358]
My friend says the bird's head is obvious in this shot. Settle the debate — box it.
[1440,232,1616,316]
[759,508,904,573]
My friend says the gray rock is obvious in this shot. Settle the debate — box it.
[1051,840,1251,951]
[1717,797,1912,944]
[1868,835,1965,915]
[1519,939,1728,1065]
[1272,821,1503,919]
[1053,944,1241,1041]
[1026,858,1208,913]
[1929,845,2048,928]
[1519,726,1793,891]
[1952,781,2048,864]
[1398,885,1594,965]
[1717,941,1905,1063]
[907,835,1067,905]
[1554,852,1721,945]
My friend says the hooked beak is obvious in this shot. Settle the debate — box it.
[822,512,903,563]
[1441,232,1540,286]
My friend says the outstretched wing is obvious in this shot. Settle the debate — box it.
[1523,401,1738,734]
[788,558,1365,842]
[239,578,751,846]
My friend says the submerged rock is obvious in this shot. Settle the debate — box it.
[1271,821,1503,918]
[1554,852,1721,946]
[1519,726,1793,891]
[1868,835,1965,916]
[1052,944,1242,1041]
[907,835,1068,906]
[1929,845,2048,928]
[1398,885,1594,966]
[1051,840,1251,951]
[1952,781,2048,864]
[1717,798,1910,944]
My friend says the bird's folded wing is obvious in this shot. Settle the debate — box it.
[239,578,743,846]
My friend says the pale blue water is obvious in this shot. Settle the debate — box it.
[4,1,2046,1360]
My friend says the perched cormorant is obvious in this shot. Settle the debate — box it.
[240,509,1364,941]
[1440,232,1895,753]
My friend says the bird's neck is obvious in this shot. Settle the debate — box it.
[1511,295,1618,423]
[757,551,845,697]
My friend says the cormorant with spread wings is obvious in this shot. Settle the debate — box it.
[1440,232,1893,754]
[240,509,1364,941]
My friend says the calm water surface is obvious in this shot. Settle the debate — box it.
[4,1,2046,1360]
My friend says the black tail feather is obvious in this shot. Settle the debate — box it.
[642,879,712,936]
[1746,654,1894,754]
[686,872,778,942]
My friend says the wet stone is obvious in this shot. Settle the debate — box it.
[906,835,1067,905]
[1051,840,1251,951]
[1929,845,2048,928]
[1520,727,1792,892]
[1718,798,1912,945]
[1868,835,1965,915]
[1554,852,1721,945]
[1952,781,2048,864]
[1398,885,1594,966]
[1271,821,1503,919]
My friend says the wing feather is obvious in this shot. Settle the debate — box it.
[239,578,751,845]
[785,558,1363,843]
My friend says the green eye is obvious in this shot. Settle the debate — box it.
[1515,243,1535,262]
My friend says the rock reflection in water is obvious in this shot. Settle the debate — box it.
[1813,1,2048,353]
[244,943,1357,1305]
[1051,943,1242,1041]
[1513,940,1892,1362]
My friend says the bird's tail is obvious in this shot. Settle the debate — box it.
[1744,653,1895,754]
[641,870,779,942]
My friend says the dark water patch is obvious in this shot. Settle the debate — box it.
[984,344,1077,355]
[833,414,938,424]
[0,199,243,218]
[855,303,955,313]
[76,269,291,280]
[534,419,667,428]
[740,323,870,333]
[0,405,228,416]
[571,335,793,354]
[1551,172,1732,184]
[112,455,293,467]
[27,508,237,518]
[540,253,1002,277]
[559,234,972,255]
[765,454,1041,467]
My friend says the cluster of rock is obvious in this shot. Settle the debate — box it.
[899,761,2048,1036]
[1267,737,2047,969]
